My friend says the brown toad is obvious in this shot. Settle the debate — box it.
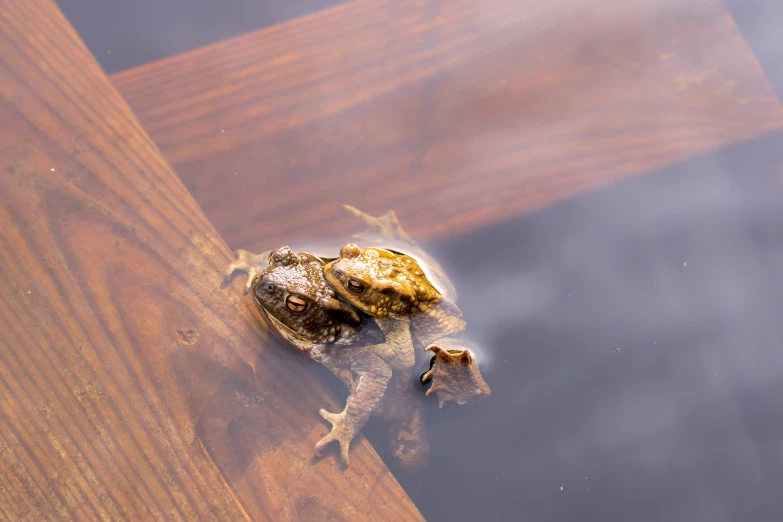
[225,245,429,471]
[323,210,490,407]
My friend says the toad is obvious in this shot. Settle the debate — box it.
[323,210,490,407]
[225,206,489,468]
[225,246,428,470]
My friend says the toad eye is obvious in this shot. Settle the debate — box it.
[285,294,307,313]
[347,278,365,293]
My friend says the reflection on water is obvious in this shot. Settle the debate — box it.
[359,133,783,522]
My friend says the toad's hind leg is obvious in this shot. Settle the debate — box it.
[223,249,271,294]
[343,204,414,244]
[389,405,429,473]
[314,352,392,466]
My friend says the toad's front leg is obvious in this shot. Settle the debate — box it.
[223,249,271,294]
[370,317,416,371]
[314,351,392,466]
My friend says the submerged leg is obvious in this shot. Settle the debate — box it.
[314,351,392,467]
[421,344,491,408]
[370,317,416,371]
[389,404,429,473]
[343,204,414,244]
[223,249,271,294]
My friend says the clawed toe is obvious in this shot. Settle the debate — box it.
[318,408,340,424]
[422,345,491,408]
[314,408,354,466]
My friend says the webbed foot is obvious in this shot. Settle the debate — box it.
[314,408,358,467]
[223,249,270,294]
[343,204,414,244]
[421,346,491,408]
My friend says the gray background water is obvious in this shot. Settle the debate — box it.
[360,133,783,522]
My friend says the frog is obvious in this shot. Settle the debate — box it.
[323,207,490,408]
[224,245,429,471]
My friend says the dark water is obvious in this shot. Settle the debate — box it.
[357,132,783,522]
[56,0,345,73]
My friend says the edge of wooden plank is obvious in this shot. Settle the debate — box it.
[0,0,423,520]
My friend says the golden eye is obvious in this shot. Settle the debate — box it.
[347,278,365,293]
[285,294,307,313]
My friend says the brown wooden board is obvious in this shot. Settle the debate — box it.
[0,0,423,520]
[112,0,783,254]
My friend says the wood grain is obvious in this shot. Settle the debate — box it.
[0,1,423,520]
[112,0,783,254]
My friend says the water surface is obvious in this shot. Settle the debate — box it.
[359,132,783,522]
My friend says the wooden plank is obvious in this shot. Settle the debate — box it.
[0,1,423,520]
[112,0,783,253]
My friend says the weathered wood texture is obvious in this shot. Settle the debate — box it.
[0,1,423,520]
[112,0,783,253]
